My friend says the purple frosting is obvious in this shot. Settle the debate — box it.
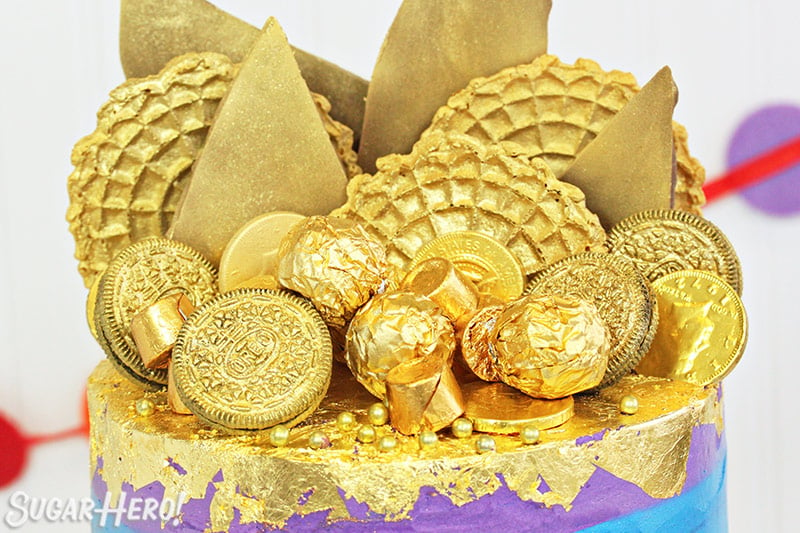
[91,423,725,532]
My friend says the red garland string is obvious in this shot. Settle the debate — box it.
[0,388,89,488]
[704,134,800,203]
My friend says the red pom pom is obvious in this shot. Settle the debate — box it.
[0,413,29,488]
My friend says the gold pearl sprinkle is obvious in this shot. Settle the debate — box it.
[356,424,377,444]
[378,435,398,452]
[135,398,155,417]
[336,411,357,432]
[309,430,330,450]
[418,430,439,448]
[519,425,541,445]
[451,417,473,439]
[620,394,639,415]
[269,425,290,447]
[368,402,389,426]
[475,435,496,454]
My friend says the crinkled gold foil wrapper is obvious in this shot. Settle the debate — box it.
[277,216,393,330]
[493,295,610,399]
[345,291,455,399]
[460,305,504,382]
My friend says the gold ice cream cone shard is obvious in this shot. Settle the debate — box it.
[168,18,348,265]
[119,0,367,138]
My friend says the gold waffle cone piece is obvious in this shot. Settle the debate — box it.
[67,52,359,288]
[332,132,606,277]
[421,54,705,214]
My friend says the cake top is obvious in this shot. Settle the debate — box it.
[69,0,746,455]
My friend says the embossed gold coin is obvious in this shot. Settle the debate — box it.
[462,381,574,434]
[607,209,742,295]
[172,289,332,430]
[218,211,306,293]
[410,231,525,302]
[525,252,657,388]
[101,238,217,387]
[86,272,104,342]
[636,270,747,386]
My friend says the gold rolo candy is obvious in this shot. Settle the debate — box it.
[345,291,455,399]
[401,257,479,328]
[385,356,464,435]
[278,216,394,330]
[130,293,195,370]
[492,294,610,399]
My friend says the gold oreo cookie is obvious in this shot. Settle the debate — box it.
[525,252,657,388]
[172,289,332,430]
[607,209,742,295]
[100,237,217,388]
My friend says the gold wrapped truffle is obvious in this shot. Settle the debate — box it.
[345,291,455,399]
[277,216,394,330]
[492,295,610,399]
[130,293,194,369]
[460,305,504,382]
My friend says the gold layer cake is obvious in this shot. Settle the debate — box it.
[71,1,746,531]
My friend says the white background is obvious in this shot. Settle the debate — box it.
[1,1,798,531]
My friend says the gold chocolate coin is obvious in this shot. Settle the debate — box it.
[218,211,306,293]
[607,209,742,295]
[410,231,525,303]
[636,270,747,386]
[172,289,332,430]
[525,252,656,388]
[101,238,217,387]
[462,381,574,434]
[86,272,104,342]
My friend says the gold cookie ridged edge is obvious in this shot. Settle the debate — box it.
[525,252,655,388]
[650,270,748,385]
[101,237,217,387]
[93,274,164,391]
[67,52,237,289]
[172,288,333,431]
[606,209,743,295]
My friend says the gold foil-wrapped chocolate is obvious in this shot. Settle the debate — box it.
[218,212,306,293]
[334,132,606,276]
[421,54,705,214]
[636,270,747,386]
[460,305,504,382]
[168,19,349,266]
[130,293,195,369]
[401,257,479,328]
[277,216,393,330]
[345,291,455,399]
[492,295,610,399]
[385,356,465,435]
[462,381,574,434]
[526,253,657,388]
[409,232,526,304]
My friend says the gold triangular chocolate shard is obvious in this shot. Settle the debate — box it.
[168,18,348,266]
[357,0,552,173]
[119,0,367,140]
[561,66,678,230]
